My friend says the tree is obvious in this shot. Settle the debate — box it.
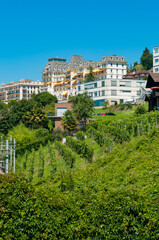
[133,61,138,69]
[69,92,94,124]
[84,66,96,83]
[140,47,153,70]
[22,106,49,129]
[103,100,109,109]
[33,92,58,107]
[62,110,77,134]
[134,64,144,72]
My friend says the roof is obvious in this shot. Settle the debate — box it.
[149,73,159,82]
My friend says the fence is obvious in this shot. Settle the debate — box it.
[0,136,16,174]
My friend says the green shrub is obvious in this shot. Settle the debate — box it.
[66,136,93,162]
[76,131,85,141]
[135,105,146,115]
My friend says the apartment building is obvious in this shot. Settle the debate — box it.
[153,46,159,73]
[99,55,127,79]
[0,79,42,103]
[77,77,147,106]
[41,54,127,101]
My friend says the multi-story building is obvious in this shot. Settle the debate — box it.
[99,55,127,79]
[153,46,159,73]
[77,77,147,106]
[0,79,42,103]
[41,54,127,101]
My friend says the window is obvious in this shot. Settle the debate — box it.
[120,81,131,87]
[137,90,141,96]
[111,90,117,96]
[155,68,159,72]
[120,90,131,93]
[94,92,97,97]
[78,86,81,91]
[102,81,105,87]
[155,48,159,53]
[102,90,105,96]
[155,59,159,63]
[111,80,117,86]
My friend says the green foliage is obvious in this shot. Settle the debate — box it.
[55,141,76,168]
[102,100,109,109]
[133,63,144,71]
[35,128,49,138]
[84,66,96,83]
[7,122,36,147]
[23,106,49,129]
[32,92,58,107]
[66,136,93,162]
[87,127,113,151]
[53,129,63,141]
[38,145,45,178]
[16,134,54,155]
[69,91,94,124]
[140,47,153,70]
[76,131,85,141]
[135,105,147,115]
[62,110,77,134]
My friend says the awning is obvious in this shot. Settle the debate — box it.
[72,79,77,84]
[43,82,51,85]
[61,91,68,96]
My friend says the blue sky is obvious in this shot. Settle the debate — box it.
[0,0,159,84]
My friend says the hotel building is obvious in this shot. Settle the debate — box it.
[41,54,127,101]
[0,79,42,103]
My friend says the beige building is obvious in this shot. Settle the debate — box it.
[0,79,42,103]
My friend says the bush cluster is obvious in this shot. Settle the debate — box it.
[66,136,93,162]
[55,141,76,168]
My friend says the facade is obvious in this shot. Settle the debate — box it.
[0,79,42,103]
[153,46,159,73]
[145,73,159,111]
[77,77,147,106]
[41,54,127,102]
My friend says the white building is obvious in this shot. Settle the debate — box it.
[41,55,127,101]
[153,46,159,73]
[77,78,147,107]
[0,79,42,103]
[99,55,127,79]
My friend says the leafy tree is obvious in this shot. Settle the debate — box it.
[33,92,57,107]
[23,106,49,129]
[69,92,94,124]
[133,61,138,69]
[84,66,96,83]
[134,64,144,72]
[140,47,153,70]
[103,100,109,109]
[62,110,77,134]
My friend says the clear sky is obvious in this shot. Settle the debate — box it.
[0,0,159,84]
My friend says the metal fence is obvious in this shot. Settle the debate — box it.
[0,136,16,174]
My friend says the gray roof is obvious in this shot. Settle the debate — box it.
[100,55,127,63]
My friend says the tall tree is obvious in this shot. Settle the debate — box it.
[62,110,77,134]
[140,47,153,70]
[69,92,94,124]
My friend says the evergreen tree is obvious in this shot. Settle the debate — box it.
[140,47,153,70]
